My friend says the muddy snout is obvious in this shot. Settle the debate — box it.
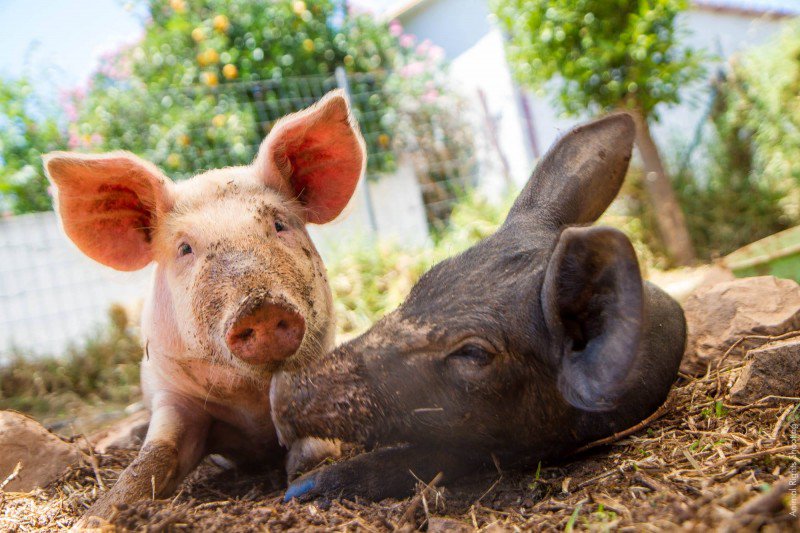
[225,295,306,365]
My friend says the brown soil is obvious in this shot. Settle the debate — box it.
[1,345,798,532]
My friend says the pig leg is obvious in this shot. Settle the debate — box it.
[284,444,483,502]
[285,437,342,481]
[79,394,210,525]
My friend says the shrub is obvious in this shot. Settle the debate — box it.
[0,305,142,418]
[67,0,475,224]
[663,24,800,259]
[0,78,65,214]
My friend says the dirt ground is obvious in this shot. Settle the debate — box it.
[1,345,798,532]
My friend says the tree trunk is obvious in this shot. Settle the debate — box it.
[630,107,696,266]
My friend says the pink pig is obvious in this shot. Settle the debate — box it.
[44,90,364,523]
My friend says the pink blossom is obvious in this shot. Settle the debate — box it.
[62,102,78,122]
[72,86,87,100]
[415,39,431,56]
[399,61,425,78]
[91,134,104,146]
[428,45,445,62]
[46,186,55,198]
[68,131,81,149]
[389,20,403,37]
[422,89,439,103]
[399,34,416,48]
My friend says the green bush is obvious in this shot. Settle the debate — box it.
[665,24,800,259]
[0,78,65,214]
[0,305,142,418]
[70,0,474,193]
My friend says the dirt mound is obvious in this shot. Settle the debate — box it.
[1,348,797,532]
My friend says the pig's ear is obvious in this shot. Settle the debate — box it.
[506,113,635,228]
[44,151,173,271]
[255,89,366,224]
[542,226,644,411]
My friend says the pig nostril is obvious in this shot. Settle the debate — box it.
[234,328,254,342]
[277,319,288,330]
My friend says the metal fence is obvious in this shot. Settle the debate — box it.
[0,69,482,360]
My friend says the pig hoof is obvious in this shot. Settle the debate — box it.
[284,472,319,502]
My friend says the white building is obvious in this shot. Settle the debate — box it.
[383,0,799,195]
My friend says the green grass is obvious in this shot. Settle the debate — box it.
[0,304,142,420]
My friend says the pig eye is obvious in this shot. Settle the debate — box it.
[446,344,494,367]
[274,220,286,232]
[178,243,193,257]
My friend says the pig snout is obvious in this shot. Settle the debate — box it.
[226,297,306,365]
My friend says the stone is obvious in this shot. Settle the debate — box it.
[0,410,84,492]
[730,339,800,405]
[681,276,800,375]
[90,409,149,453]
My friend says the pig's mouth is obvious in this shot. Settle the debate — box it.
[269,350,393,449]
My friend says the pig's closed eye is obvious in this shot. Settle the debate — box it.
[178,243,193,257]
[274,220,287,233]
[446,344,494,366]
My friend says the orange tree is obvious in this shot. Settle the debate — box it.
[492,0,704,265]
[69,0,473,191]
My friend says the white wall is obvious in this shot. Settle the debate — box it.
[0,212,151,362]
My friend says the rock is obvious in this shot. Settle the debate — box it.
[0,411,84,492]
[90,409,149,453]
[681,276,800,375]
[730,339,800,405]
[650,265,735,303]
[427,517,474,533]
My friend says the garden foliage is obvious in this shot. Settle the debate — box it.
[0,79,65,214]
[1,0,475,222]
[670,23,800,258]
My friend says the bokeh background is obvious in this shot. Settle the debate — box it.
[1,0,799,428]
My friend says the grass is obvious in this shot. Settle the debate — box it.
[0,304,142,424]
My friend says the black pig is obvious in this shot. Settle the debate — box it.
[271,113,687,501]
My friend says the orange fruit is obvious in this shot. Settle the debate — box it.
[222,63,238,79]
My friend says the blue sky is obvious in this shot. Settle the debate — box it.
[0,0,396,93]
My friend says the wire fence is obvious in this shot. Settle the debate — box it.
[1,68,483,360]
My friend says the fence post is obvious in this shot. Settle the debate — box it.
[335,66,378,235]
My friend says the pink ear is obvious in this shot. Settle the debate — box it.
[44,151,173,271]
[255,89,366,224]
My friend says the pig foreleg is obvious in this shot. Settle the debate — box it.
[286,437,342,481]
[79,395,211,525]
[284,444,482,502]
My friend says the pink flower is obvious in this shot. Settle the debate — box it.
[46,186,55,198]
[62,103,78,122]
[422,89,439,103]
[399,34,416,48]
[428,45,444,62]
[389,20,403,37]
[399,61,425,78]
[68,131,80,149]
[91,134,104,146]
[416,39,431,56]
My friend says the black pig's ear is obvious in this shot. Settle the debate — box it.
[542,226,644,411]
[506,113,635,229]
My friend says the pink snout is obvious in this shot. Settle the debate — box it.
[226,300,306,365]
